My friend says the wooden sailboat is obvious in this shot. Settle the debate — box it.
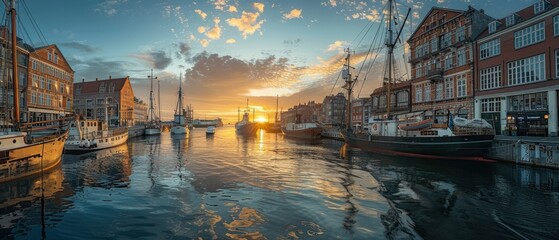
[0,1,69,182]
[170,73,189,135]
[341,0,494,160]
[145,69,161,135]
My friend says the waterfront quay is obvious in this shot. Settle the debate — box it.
[1,126,558,239]
[487,135,559,169]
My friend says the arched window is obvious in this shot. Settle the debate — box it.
[457,107,468,118]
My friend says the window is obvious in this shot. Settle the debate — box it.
[40,77,45,89]
[415,85,423,103]
[444,53,453,69]
[488,21,497,33]
[457,75,466,97]
[554,15,559,36]
[456,26,465,41]
[508,54,545,86]
[441,32,451,48]
[534,0,546,14]
[436,83,443,100]
[48,51,52,61]
[505,14,516,27]
[54,54,59,64]
[431,37,438,52]
[445,77,454,99]
[507,93,548,111]
[556,49,559,78]
[480,39,500,59]
[424,83,431,102]
[416,62,423,78]
[514,22,544,49]
[457,47,466,66]
[480,66,502,90]
[397,91,409,105]
[481,98,501,113]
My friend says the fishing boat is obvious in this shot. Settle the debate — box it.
[341,0,495,160]
[64,118,128,154]
[0,2,69,182]
[170,74,189,136]
[235,100,259,136]
[145,69,161,135]
[282,122,322,140]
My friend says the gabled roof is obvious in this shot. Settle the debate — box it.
[477,0,559,40]
[409,7,464,40]
[32,44,75,73]
[74,77,130,94]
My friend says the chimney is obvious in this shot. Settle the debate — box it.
[109,75,112,79]
[96,78,98,81]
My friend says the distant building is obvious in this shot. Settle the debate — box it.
[73,76,134,126]
[134,97,147,125]
[320,93,346,126]
[351,98,368,131]
[409,6,494,123]
[370,81,411,120]
[474,0,559,136]
[281,101,322,125]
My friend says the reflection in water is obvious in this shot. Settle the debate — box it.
[1,126,558,239]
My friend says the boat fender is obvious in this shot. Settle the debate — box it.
[79,139,86,148]
[84,140,90,148]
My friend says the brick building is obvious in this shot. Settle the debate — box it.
[409,7,494,123]
[281,101,322,125]
[474,0,559,136]
[320,93,346,126]
[134,97,148,125]
[73,77,135,126]
[370,81,411,120]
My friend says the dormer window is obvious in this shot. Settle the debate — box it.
[488,21,498,33]
[505,14,517,27]
[534,0,547,14]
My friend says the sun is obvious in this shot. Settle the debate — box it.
[255,117,267,123]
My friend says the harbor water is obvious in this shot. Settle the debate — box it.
[1,126,558,239]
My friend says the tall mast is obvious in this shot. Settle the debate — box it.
[178,73,183,117]
[275,94,279,123]
[386,0,393,117]
[158,78,161,122]
[149,69,155,122]
[343,48,355,130]
[10,0,19,127]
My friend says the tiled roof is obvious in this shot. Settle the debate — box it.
[74,77,129,94]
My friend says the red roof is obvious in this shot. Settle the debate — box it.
[74,77,129,94]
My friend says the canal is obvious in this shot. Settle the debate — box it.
[1,126,558,239]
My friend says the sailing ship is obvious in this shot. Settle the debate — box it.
[170,74,189,135]
[341,0,495,160]
[235,100,259,136]
[281,108,322,140]
[0,1,69,182]
[145,69,161,135]
[64,117,128,154]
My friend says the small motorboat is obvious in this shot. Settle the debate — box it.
[206,126,216,135]
[398,119,433,131]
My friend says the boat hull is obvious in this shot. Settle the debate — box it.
[235,123,259,136]
[144,127,161,136]
[65,131,128,154]
[342,131,494,160]
[170,126,189,135]
[282,127,322,140]
[0,131,68,183]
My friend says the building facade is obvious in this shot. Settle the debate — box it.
[370,82,412,120]
[281,101,322,125]
[475,0,559,136]
[134,97,148,125]
[320,93,346,126]
[409,7,494,123]
[28,45,74,122]
[73,77,135,126]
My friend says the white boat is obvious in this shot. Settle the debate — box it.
[170,73,189,136]
[64,118,128,154]
[0,2,69,183]
[206,126,216,135]
[144,69,161,136]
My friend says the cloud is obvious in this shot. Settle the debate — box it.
[195,9,207,20]
[59,42,100,54]
[197,26,207,33]
[131,50,172,70]
[283,9,302,20]
[95,0,128,16]
[200,39,209,47]
[226,11,265,39]
[67,56,134,81]
[228,6,237,13]
[175,42,191,59]
[253,3,265,13]
[226,38,236,44]
[214,0,227,10]
[206,17,222,40]
[326,40,347,52]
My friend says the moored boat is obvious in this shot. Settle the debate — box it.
[170,73,189,136]
[235,100,259,136]
[398,118,433,131]
[144,69,161,136]
[206,126,215,135]
[282,122,322,140]
[64,118,128,154]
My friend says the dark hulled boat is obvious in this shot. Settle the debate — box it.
[282,122,322,140]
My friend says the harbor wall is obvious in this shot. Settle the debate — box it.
[128,125,145,138]
[486,136,559,169]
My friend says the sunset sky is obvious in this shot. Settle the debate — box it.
[16,0,532,123]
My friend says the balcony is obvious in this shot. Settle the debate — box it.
[427,68,443,81]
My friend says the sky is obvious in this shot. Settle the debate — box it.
[9,0,533,123]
